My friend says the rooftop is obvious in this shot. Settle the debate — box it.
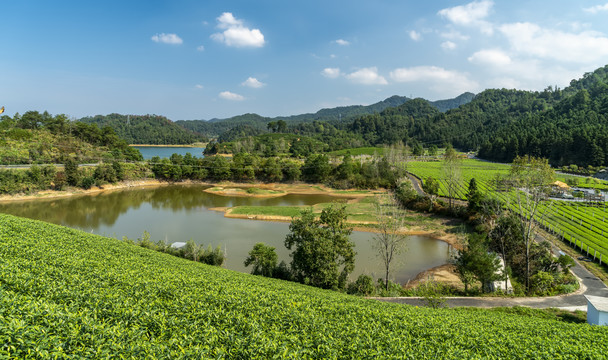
[585,295,608,312]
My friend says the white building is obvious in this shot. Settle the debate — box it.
[585,295,608,326]
[488,255,513,294]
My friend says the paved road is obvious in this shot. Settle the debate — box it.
[374,254,607,310]
[405,173,425,196]
[0,163,99,169]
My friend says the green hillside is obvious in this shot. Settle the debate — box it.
[79,114,207,145]
[479,65,608,166]
[1,213,607,358]
[0,111,142,164]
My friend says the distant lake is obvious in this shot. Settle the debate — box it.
[132,146,205,160]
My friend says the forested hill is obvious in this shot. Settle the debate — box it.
[429,92,476,112]
[79,114,207,145]
[0,111,142,164]
[339,64,608,168]
[175,93,474,138]
[478,65,608,166]
[176,113,269,140]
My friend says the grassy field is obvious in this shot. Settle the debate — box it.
[229,196,449,228]
[1,213,607,358]
[329,147,386,157]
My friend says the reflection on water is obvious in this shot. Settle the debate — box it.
[132,146,205,160]
[0,184,450,283]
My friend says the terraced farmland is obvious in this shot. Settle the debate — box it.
[2,213,608,358]
[407,159,608,266]
[541,202,608,265]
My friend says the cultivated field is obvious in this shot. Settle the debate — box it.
[2,213,607,358]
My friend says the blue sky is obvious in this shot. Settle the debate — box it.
[3,1,608,120]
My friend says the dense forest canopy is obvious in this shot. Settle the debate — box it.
[79,114,207,145]
[478,65,608,166]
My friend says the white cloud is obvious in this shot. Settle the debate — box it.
[345,67,388,85]
[211,12,265,48]
[468,49,511,66]
[197,45,205,51]
[195,84,204,89]
[216,12,242,29]
[409,30,422,41]
[499,22,608,64]
[151,33,183,45]
[438,0,494,35]
[584,3,608,13]
[241,77,265,88]
[440,30,470,41]
[441,41,457,50]
[334,39,350,46]
[390,66,478,95]
[219,91,245,101]
[322,67,341,79]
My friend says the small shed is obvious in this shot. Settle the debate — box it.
[585,295,608,326]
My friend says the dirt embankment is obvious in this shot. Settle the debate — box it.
[404,264,462,289]
[0,179,174,202]
[0,180,378,202]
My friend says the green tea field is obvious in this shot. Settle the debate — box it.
[1,213,608,358]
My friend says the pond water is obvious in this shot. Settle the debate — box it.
[0,184,450,283]
[132,146,205,160]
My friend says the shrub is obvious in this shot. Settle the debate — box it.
[347,274,375,296]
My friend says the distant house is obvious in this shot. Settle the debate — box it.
[585,295,608,326]
[171,242,187,249]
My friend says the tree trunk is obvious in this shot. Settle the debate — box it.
[385,266,389,291]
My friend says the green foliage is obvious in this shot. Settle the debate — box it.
[284,206,355,290]
[467,178,483,212]
[557,254,575,275]
[244,243,279,277]
[0,111,142,165]
[422,176,439,195]
[2,213,608,358]
[418,278,447,309]
[79,113,207,145]
[302,154,332,183]
[454,233,501,293]
[347,274,376,296]
[529,271,555,296]
[64,158,80,186]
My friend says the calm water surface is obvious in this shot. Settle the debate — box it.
[0,184,450,283]
[132,146,205,160]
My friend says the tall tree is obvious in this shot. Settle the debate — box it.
[509,155,554,291]
[454,233,501,293]
[442,145,461,210]
[284,206,355,289]
[371,195,408,291]
[467,178,483,213]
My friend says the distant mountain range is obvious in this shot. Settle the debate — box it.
[175,92,475,138]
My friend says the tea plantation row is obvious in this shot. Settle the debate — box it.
[1,214,607,358]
